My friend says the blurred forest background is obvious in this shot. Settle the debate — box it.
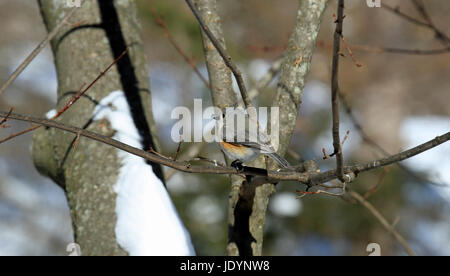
[0,0,449,255]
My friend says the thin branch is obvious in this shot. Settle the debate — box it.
[347,189,416,256]
[0,48,128,144]
[0,110,266,177]
[339,92,450,187]
[0,1,85,96]
[340,36,362,67]
[296,187,345,198]
[173,141,182,161]
[147,0,210,89]
[372,46,450,55]
[382,2,449,44]
[0,123,40,144]
[185,0,253,109]
[310,131,450,185]
[2,110,448,186]
[363,167,389,199]
[331,0,345,182]
[318,40,450,55]
[0,108,13,127]
[248,55,284,100]
[410,0,432,24]
[409,0,449,44]
[164,55,284,182]
[382,3,431,28]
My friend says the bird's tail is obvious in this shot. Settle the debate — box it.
[266,152,291,168]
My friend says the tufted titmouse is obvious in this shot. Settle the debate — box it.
[213,107,290,168]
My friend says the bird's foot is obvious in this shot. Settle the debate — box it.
[231,160,244,172]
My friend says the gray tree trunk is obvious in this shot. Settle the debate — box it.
[33,0,162,255]
[196,0,328,256]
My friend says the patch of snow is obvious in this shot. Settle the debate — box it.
[93,90,195,256]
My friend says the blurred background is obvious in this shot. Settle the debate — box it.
[0,0,449,255]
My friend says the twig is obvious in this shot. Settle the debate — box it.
[382,3,449,44]
[352,44,450,55]
[147,0,210,89]
[409,0,449,44]
[364,167,390,199]
[347,189,416,256]
[54,47,128,118]
[379,46,450,55]
[310,131,450,185]
[72,131,82,149]
[164,54,284,181]
[2,111,448,185]
[0,108,13,127]
[318,40,450,55]
[322,147,331,160]
[173,141,182,161]
[148,146,170,159]
[0,123,40,144]
[296,187,345,198]
[341,130,350,146]
[340,36,362,67]
[0,1,85,96]
[318,182,344,189]
[165,143,203,181]
[410,0,432,24]
[331,0,345,182]
[339,92,450,187]
[382,3,430,28]
[297,182,346,198]
[248,55,285,100]
[0,48,128,144]
[188,156,225,167]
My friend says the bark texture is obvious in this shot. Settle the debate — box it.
[194,0,246,256]
[33,0,162,255]
[253,0,328,255]
[195,0,328,256]
[273,0,329,157]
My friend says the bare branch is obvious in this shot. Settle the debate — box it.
[363,168,390,199]
[0,48,128,144]
[311,132,450,185]
[147,0,210,89]
[0,108,13,127]
[364,45,450,55]
[347,189,416,256]
[331,0,345,182]
[409,0,449,44]
[165,143,204,181]
[0,1,84,96]
[382,2,449,44]
[248,56,284,100]
[318,40,450,56]
[2,110,448,186]
[339,93,450,187]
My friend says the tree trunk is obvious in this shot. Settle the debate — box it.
[195,0,328,256]
[33,0,163,255]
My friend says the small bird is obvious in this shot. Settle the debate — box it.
[213,109,291,169]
